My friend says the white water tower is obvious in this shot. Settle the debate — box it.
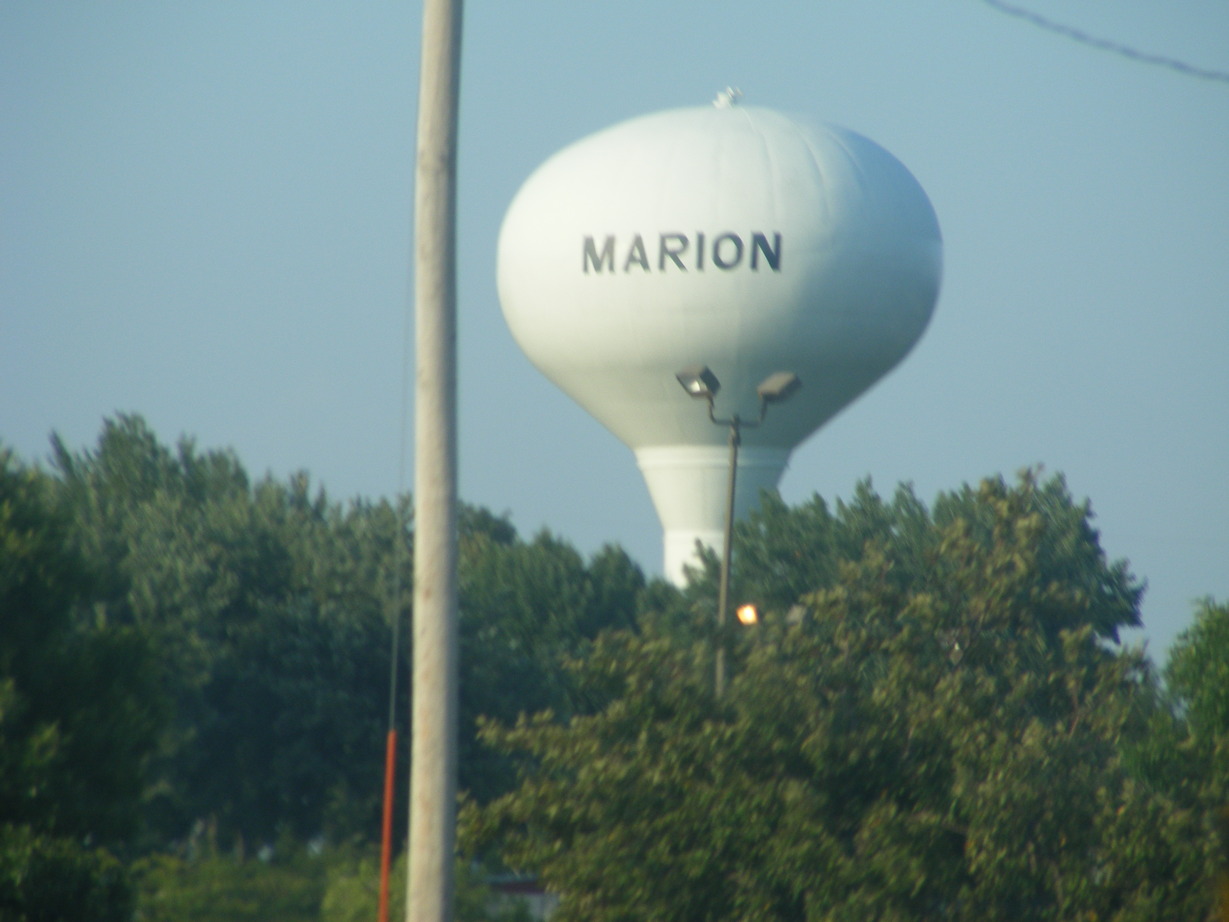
[497,97,942,583]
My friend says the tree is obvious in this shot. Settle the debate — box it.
[731,475,1140,643]
[133,845,326,922]
[1164,598,1229,914]
[317,849,532,922]
[48,417,412,849]
[1166,600,1229,805]
[458,523,642,803]
[182,596,394,848]
[0,825,134,922]
[1,447,163,920]
[42,415,643,853]
[1,448,165,842]
[465,473,1215,921]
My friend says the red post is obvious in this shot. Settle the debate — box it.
[378,728,398,922]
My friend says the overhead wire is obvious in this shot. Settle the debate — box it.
[388,258,413,737]
[377,210,416,922]
[978,0,1229,86]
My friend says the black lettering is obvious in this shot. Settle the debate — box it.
[583,231,781,273]
[623,234,649,272]
[750,232,782,271]
[583,235,615,273]
[712,233,744,270]
[658,233,688,270]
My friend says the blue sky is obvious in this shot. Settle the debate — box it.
[3,1,1226,657]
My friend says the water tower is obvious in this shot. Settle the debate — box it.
[497,96,942,583]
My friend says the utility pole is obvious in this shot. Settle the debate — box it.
[408,2,462,922]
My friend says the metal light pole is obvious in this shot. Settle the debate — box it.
[716,411,739,697]
[676,367,800,697]
[409,2,462,922]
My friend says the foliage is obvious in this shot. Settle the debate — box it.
[459,525,642,802]
[133,844,532,922]
[9,416,1227,918]
[1165,598,1229,914]
[34,414,643,853]
[0,447,162,920]
[187,596,394,846]
[731,475,1140,643]
[133,849,326,922]
[0,824,133,922]
[466,473,1215,922]
[318,848,532,922]
[316,847,388,922]
[1166,600,1229,805]
[47,417,412,849]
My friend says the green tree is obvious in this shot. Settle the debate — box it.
[0,825,133,922]
[1166,600,1229,806]
[133,847,326,922]
[459,523,642,803]
[1,447,163,920]
[44,415,642,855]
[732,475,1140,643]
[48,417,411,849]
[1,446,167,833]
[185,597,394,848]
[466,473,1214,921]
[1164,598,1229,915]
[318,848,532,922]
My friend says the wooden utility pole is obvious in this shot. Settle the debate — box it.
[408,1,462,921]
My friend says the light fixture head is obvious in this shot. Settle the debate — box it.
[756,371,801,404]
[676,366,721,400]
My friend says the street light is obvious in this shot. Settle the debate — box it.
[675,366,800,696]
[675,366,722,401]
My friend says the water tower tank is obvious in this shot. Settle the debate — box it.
[497,98,942,583]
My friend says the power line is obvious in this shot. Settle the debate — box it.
[979,0,1229,85]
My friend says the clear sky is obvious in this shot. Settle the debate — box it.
[3,1,1226,659]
